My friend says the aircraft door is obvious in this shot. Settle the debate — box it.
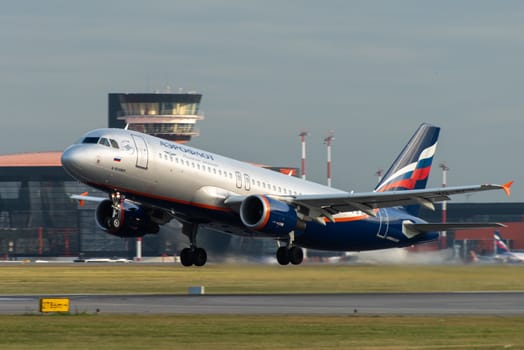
[235,171,242,189]
[132,135,149,169]
[376,208,390,239]
[244,173,251,191]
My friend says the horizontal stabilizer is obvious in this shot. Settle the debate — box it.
[406,222,506,233]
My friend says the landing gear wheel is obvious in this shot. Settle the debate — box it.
[289,246,304,265]
[193,248,207,267]
[179,247,207,267]
[180,223,208,267]
[276,246,290,265]
[180,248,194,267]
[112,217,121,229]
[276,246,304,265]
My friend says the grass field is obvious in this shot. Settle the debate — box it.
[1,263,524,349]
[0,314,523,349]
[1,263,524,294]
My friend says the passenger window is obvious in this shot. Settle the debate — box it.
[110,139,119,149]
[99,138,111,147]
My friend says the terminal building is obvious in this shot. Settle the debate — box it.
[1,91,523,261]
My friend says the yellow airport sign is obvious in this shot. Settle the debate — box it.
[40,298,70,313]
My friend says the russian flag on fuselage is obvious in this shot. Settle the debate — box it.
[375,124,440,193]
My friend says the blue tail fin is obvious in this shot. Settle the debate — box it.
[375,123,440,215]
[494,232,511,255]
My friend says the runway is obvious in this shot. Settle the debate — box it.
[1,292,524,315]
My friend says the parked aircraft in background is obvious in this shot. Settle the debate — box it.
[61,123,512,267]
[494,232,524,263]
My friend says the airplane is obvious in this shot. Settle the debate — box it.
[494,232,524,263]
[61,123,513,267]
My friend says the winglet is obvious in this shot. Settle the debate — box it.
[78,191,89,207]
[502,180,514,197]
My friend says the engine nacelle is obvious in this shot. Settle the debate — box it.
[95,199,159,237]
[239,195,303,236]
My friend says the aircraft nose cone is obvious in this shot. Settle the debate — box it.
[61,145,85,178]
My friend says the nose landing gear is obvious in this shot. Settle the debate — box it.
[108,191,124,232]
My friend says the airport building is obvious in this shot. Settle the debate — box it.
[1,91,523,261]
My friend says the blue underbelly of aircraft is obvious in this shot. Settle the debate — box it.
[294,220,438,251]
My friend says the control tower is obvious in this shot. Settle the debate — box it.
[108,92,204,143]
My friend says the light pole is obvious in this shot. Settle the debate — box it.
[324,131,335,187]
[299,131,308,180]
[439,162,449,249]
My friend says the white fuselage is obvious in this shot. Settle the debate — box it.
[63,128,344,215]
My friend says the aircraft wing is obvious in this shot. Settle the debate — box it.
[70,193,107,203]
[290,181,513,219]
[223,181,512,223]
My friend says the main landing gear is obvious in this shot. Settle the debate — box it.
[180,223,208,267]
[276,246,304,265]
[276,231,304,265]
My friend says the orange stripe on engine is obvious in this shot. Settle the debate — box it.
[255,196,271,230]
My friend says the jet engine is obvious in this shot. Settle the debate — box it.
[239,195,304,236]
[95,199,159,237]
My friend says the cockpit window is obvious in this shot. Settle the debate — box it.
[109,139,119,149]
[83,137,100,144]
[99,138,111,147]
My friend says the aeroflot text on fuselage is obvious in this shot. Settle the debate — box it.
[160,140,214,161]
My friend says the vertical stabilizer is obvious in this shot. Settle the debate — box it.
[375,123,440,215]
[494,232,511,255]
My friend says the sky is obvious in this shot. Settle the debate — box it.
[1,1,523,202]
